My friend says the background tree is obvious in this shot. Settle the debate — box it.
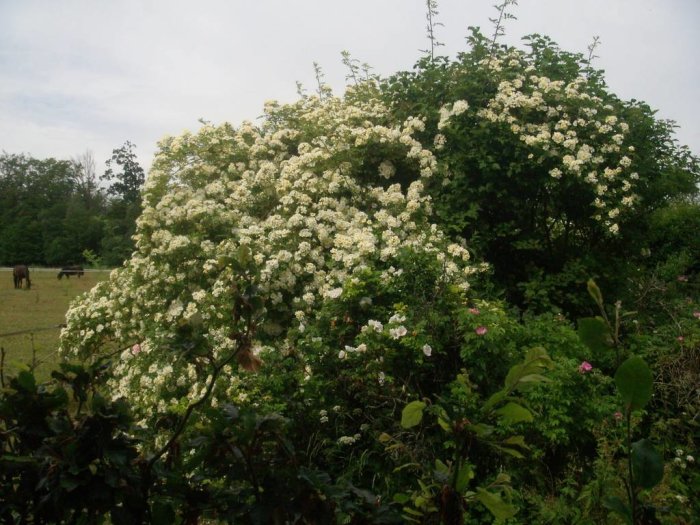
[0,153,74,265]
[0,148,142,267]
[71,150,103,211]
[100,141,146,266]
[101,140,145,204]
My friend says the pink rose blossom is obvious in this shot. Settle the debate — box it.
[677,335,685,342]
[468,307,480,315]
[131,343,142,355]
[475,326,488,336]
[614,411,623,421]
[578,361,593,373]
[693,311,700,319]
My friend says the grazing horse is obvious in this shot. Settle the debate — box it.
[57,265,85,279]
[12,265,31,289]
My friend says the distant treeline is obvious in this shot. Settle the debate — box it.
[0,142,144,267]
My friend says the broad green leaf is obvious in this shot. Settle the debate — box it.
[514,373,550,391]
[493,445,525,458]
[504,364,525,391]
[468,423,495,437]
[401,400,426,428]
[455,463,474,493]
[517,373,549,383]
[503,347,552,392]
[495,402,533,424]
[603,496,632,524]
[434,459,449,474]
[475,488,518,520]
[435,406,451,432]
[577,317,612,352]
[502,435,529,449]
[393,493,410,504]
[632,439,664,489]
[615,356,653,410]
[524,346,551,363]
[483,390,506,411]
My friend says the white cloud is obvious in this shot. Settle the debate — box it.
[1,0,698,174]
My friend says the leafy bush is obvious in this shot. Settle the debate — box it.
[381,29,699,314]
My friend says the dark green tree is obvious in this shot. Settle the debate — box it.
[101,141,145,204]
[100,141,146,265]
[0,153,75,265]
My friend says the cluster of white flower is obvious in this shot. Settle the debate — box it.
[672,448,695,469]
[447,52,639,235]
[437,100,469,130]
[337,433,361,446]
[60,89,477,419]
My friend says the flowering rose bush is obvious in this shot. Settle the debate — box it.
[60,87,482,431]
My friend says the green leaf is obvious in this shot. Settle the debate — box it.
[524,346,551,363]
[393,493,410,504]
[15,370,36,392]
[494,445,525,458]
[434,459,449,474]
[615,356,653,410]
[468,423,495,437]
[495,402,533,424]
[401,400,426,429]
[475,488,518,520]
[503,364,522,391]
[378,432,392,443]
[455,463,474,493]
[632,439,664,489]
[577,317,612,352]
[502,347,552,393]
[603,496,632,524]
[516,373,549,385]
[435,405,451,432]
[483,390,506,411]
[502,435,529,449]
[587,279,604,306]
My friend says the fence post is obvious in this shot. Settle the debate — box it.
[30,332,36,371]
[0,346,5,387]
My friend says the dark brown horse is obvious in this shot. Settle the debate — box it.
[57,265,85,279]
[13,265,31,289]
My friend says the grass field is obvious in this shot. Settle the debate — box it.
[0,268,111,380]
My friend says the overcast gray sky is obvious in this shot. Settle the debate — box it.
[1,0,698,173]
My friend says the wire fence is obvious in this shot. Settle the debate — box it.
[0,267,110,273]
[0,324,65,387]
[0,268,114,384]
[0,324,65,388]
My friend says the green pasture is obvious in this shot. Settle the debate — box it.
[0,268,111,380]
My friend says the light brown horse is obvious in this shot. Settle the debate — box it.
[13,265,31,289]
